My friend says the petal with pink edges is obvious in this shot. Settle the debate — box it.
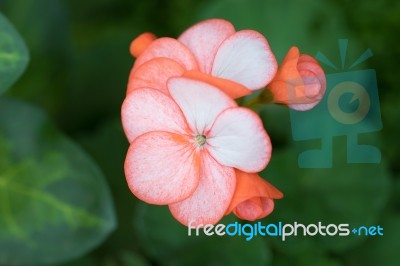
[178,19,235,73]
[207,107,271,172]
[125,131,200,205]
[234,198,274,221]
[169,151,235,226]
[211,30,277,90]
[168,77,236,134]
[121,88,188,142]
[127,58,185,95]
[133,37,199,71]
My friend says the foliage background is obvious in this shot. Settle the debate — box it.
[0,0,399,265]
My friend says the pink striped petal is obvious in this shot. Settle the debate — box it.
[211,30,277,90]
[121,88,188,143]
[127,58,185,95]
[168,77,236,134]
[207,107,271,172]
[169,151,235,226]
[125,131,200,205]
[234,198,274,221]
[288,54,327,111]
[178,19,235,73]
[133,37,198,71]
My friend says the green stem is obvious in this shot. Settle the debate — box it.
[242,88,274,109]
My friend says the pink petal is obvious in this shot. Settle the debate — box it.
[211,30,277,90]
[168,77,237,134]
[207,107,271,172]
[133,37,199,71]
[121,88,188,143]
[178,19,235,74]
[288,55,327,111]
[234,198,274,221]
[127,58,185,95]
[125,131,200,205]
[169,151,235,226]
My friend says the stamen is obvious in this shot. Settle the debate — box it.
[194,134,207,147]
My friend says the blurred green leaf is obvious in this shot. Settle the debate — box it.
[262,145,391,254]
[164,235,271,266]
[77,118,137,254]
[0,98,116,265]
[272,249,343,266]
[0,12,29,94]
[346,213,400,266]
[133,202,195,260]
[133,202,271,266]
[59,250,150,266]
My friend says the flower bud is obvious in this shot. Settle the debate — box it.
[268,46,326,111]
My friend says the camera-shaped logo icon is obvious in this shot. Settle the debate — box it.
[289,40,382,168]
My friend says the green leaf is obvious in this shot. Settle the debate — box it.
[59,250,150,266]
[346,213,400,266]
[0,12,29,94]
[262,146,391,254]
[165,234,271,266]
[77,118,137,253]
[272,249,342,266]
[133,202,271,266]
[0,98,116,265]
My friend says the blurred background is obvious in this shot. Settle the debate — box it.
[0,0,399,265]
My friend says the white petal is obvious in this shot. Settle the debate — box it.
[125,132,200,205]
[121,88,188,142]
[212,30,277,90]
[207,107,271,172]
[178,19,235,73]
[167,77,236,134]
[169,151,235,226]
[133,37,199,71]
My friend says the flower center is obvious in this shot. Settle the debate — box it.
[194,134,207,147]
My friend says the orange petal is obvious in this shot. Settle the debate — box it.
[267,46,305,104]
[182,70,252,99]
[129,32,157,58]
[127,58,185,95]
[226,170,283,214]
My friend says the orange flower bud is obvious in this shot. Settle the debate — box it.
[226,170,283,221]
[268,46,326,111]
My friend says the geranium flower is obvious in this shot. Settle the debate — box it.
[127,19,277,99]
[267,46,326,110]
[226,170,283,221]
[122,77,272,226]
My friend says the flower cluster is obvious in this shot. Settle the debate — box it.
[121,19,325,226]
